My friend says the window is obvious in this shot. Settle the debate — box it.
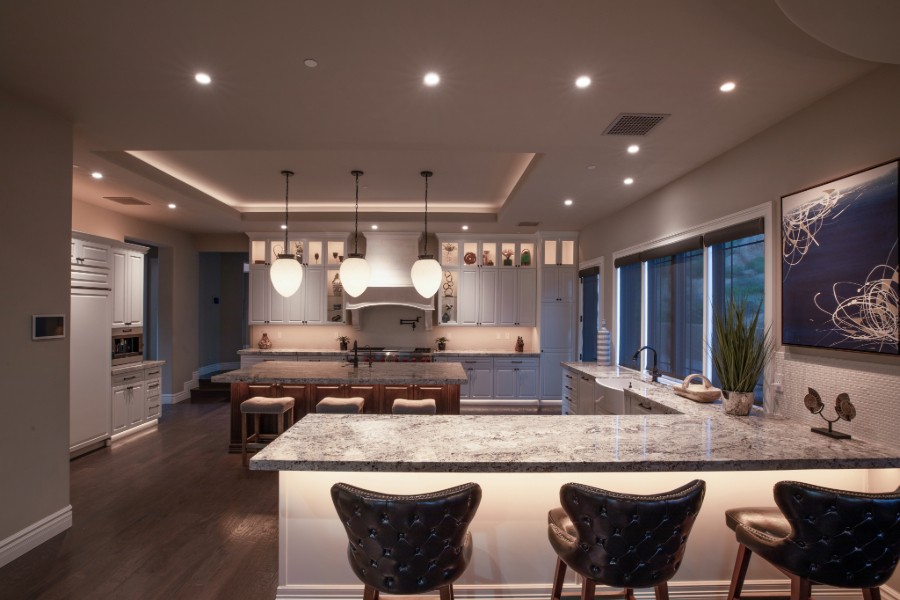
[710,233,765,401]
[617,262,641,367]
[614,216,767,403]
[647,248,704,379]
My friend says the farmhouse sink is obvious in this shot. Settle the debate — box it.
[594,378,650,414]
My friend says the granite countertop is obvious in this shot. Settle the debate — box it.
[112,360,165,376]
[212,360,468,385]
[434,351,541,358]
[239,348,539,358]
[238,348,346,355]
[249,360,900,473]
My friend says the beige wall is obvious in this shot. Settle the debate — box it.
[72,200,199,395]
[0,91,72,541]
[199,252,246,367]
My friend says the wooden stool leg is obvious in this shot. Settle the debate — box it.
[550,557,566,600]
[439,584,453,600]
[727,543,752,600]
[580,578,595,600]
[863,588,882,600]
[654,582,669,600]
[253,413,260,443]
[363,584,379,600]
[277,410,284,435]
[241,413,248,467]
[789,575,811,600]
[625,588,636,600]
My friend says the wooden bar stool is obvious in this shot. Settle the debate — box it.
[725,480,900,600]
[547,479,706,600]
[331,482,482,600]
[316,396,365,414]
[239,396,294,467]
[391,398,437,415]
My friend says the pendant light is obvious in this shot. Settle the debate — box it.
[410,170,442,298]
[270,170,303,297]
[339,170,371,297]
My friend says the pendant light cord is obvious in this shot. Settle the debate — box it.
[281,170,294,253]
[354,171,360,255]
[421,170,432,256]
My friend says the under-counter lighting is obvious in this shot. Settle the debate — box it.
[627,144,640,154]
[575,75,591,89]
[720,81,736,92]
[423,72,440,86]
[195,72,212,85]
[167,203,176,209]
[624,177,634,185]
[564,199,573,206]
[91,171,103,179]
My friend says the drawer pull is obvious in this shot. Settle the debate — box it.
[464,360,477,364]
[511,360,522,364]
[147,370,160,376]
[124,376,137,381]
[148,383,159,390]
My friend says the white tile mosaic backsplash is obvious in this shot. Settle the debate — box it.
[772,350,899,448]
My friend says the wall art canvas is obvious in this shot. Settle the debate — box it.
[781,159,898,355]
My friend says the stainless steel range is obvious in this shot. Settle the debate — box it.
[345,347,434,363]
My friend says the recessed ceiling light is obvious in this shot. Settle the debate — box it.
[627,144,640,154]
[720,81,736,92]
[423,72,440,86]
[587,165,596,170]
[91,171,103,179]
[280,224,287,230]
[371,224,378,230]
[167,203,177,209]
[195,72,212,85]
[564,199,574,206]
[461,225,468,231]
[623,177,634,185]
[303,59,318,68]
[575,75,591,89]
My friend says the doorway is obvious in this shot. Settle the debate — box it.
[579,264,601,362]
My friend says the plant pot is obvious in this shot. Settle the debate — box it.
[339,342,348,351]
[503,258,512,266]
[437,342,446,351]
[723,391,754,416]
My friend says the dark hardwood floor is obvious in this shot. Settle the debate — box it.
[0,399,556,600]
[0,401,279,600]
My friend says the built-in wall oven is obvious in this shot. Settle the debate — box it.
[112,326,143,365]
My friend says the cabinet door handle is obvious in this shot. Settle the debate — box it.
[464,360,477,364]
[511,360,522,364]
[124,376,136,380]
[126,386,134,391]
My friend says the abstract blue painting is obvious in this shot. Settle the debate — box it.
[781,159,898,355]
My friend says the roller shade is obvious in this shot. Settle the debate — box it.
[613,253,642,269]
[639,235,704,262]
[578,266,600,278]
[703,217,765,247]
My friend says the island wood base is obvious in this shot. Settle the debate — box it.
[227,382,460,453]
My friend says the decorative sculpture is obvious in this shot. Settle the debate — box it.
[804,387,856,439]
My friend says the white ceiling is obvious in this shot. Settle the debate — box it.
[0,0,896,236]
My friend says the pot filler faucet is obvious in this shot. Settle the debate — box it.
[632,346,661,383]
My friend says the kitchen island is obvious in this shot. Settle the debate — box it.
[250,381,900,599]
[212,360,467,452]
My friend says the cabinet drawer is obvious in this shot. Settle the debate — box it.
[112,370,143,387]
[458,357,493,369]
[145,378,161,395]
[493,358,538,369]
[144,365,162,380]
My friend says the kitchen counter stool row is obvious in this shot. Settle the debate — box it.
[325,478,900,600]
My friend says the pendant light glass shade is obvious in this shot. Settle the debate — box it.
[340,170,371,297]
[270,256,303,297]
[271,170,303,297]
[410,170,441,298]
[411,257,442,298]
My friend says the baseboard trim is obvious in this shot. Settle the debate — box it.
[274,580,899,599]
[0,505,72,568]
[110,419,157,442]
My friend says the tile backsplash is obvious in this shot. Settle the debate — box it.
[773,350,899,448]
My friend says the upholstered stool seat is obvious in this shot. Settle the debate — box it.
[391,398,437,415]
[331,482,482,600]
[548,479,706,600]
[239,396,295,467]
[316,396,365,414]
[725,480,900,600]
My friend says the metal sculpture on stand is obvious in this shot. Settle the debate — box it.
[804,387,856,439]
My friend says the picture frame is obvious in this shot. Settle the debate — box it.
[781,158,899,355]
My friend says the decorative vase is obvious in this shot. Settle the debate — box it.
[503,257,513,266]
[520,249,531,266]
[596,319,611,366]
[515,336,524,352]
[723,391,754,416]
[332,272,343,295]
[442,312,450,323]
[257,333,272,349]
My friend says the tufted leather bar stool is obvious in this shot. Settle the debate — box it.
[331,482,482,600]
[547,479,705,600]
[725,480,900,600]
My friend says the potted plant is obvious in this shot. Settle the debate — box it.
[710,296,773,416]
[435,336,448,351]
[337,335,350,351]
[502,248,514,266]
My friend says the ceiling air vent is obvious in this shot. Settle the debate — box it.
[104,196,150,206]
[602,113,670,136]
[517,221,540,227]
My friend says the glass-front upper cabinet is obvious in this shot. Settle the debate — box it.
[543,237,576,266]
[499,241,535,267]
[286,237,346,266]
[326,267,345,323]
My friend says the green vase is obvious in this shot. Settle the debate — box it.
[520,250,531,266]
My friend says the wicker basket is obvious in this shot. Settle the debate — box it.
[673,374,721,403]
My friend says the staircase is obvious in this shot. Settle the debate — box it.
[190,373,231,403]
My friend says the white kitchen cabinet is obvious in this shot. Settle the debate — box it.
[111,246,146,327]
[70,287,112,453]
[493,357,539,399]
[540,350,571,399]
[72,236,110,269]
[458,268,497,326]
[540,266,576,303]
[561,368,577,414]
[111,384,128,434]
[457,357,493,399]
[498,268,536,326]
[576,373,597,415]
[112,382,144,434]
[286,266,325,324]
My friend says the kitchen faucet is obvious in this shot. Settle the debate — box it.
[632,346,661,383]
[352,340,358,368]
